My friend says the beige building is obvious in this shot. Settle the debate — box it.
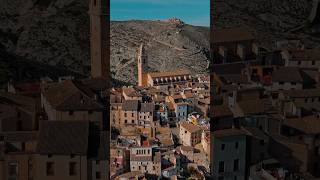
[147,70,192,87]
[130,146,161,176]
[41,80,105,128]
[121,100,139,126]
[179,122,202,146]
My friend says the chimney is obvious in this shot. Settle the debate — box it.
[218,46,228,63]
[237,44,246,60]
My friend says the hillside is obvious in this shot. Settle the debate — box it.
[213,0,320,49]
[1,0,319,85]
[111,20,210,84]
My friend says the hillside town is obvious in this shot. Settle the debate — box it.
[211,27,320,180]
[109,43,211,179]
[1,0,320,180]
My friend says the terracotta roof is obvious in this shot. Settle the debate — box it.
[212,105,233,117]
[213,128,248,138]
[213,27,254,43]
[180,122,201,133]
[180,145,194,152]
[42,80,104,111]
[283,88,320,98]
[0,92,37,113]
[283,116,320,134]
[213,62,246,75]
[123,87,142,97]
[122,100,139,111]
[116,171,145,179]
[37,120,89,155]
[148,69,190,78]
[140,102,155,112]
[220,74,249,84]
[272,67,303,83]
[237,99,267,115]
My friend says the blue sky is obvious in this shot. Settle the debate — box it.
[110,0,210,27]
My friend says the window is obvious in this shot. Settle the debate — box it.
[96,160,100,165]
[218,161,224,173]
[298,61,301,65]
[279,82,284,85]
[69,162,77,176]
[185,131,187,134]
[260,140,265,146]
[221,144,225,151]
[218,177,224,180]
[125,120,127,124]
[153,166,156,170]
[8,162,18,179]
[312,61,316,65]
[96,172,101,179]
[235,142,239,149]
[132,113,134,117]
[46,162,54,176]
[88,110,93,114]
[69,111,74,115]
[148,149,150,154]
[93,0,97,6]
[131,120,134,124]
[124,113,127,117]
[234,159,239,171]
[291,82,296,85]
[139,166,141,170]
[234,176,237,180]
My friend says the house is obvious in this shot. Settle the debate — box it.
[121,100,139,126]
[0,92,40,131]
[138,103,154,127]
[282,48,320,69]
[146,70,192,87]
[34,120,108,180]
[41,80,105,128]
[122,87,142,101]
[129,145,161,176]
[271,67,303,91]
[212,27,256,63]
[212,128,249,180]
[179,122,202,146]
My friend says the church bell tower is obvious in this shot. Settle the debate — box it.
[137,44,148,86]
[89,0,109,79]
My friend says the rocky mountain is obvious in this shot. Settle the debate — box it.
[214,0,320,49]
[1,0,319,86]
[111,20,210,84]
[0,0,210,85]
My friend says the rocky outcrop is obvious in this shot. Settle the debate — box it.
[110,20,210,84]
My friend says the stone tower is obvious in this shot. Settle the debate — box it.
[89,0,109,79]
[137,44,148,86]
